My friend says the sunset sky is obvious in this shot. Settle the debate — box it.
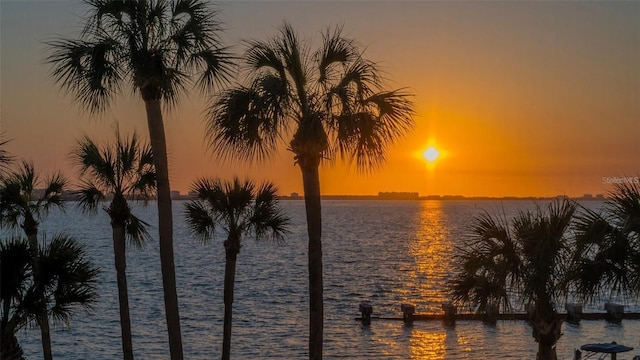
[1,1,638,197]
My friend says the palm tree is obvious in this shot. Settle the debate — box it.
[205,23,414,359]
[450,199,576,360]
[1,238,30,360]
[71,129,156,360]
[0,235,99,360]
[184,177,289,360]
[0,161,67,360]
[450,212,521,321]
[47,1,232,357]
[570,181,640,301]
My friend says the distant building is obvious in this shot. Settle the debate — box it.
[170,191,181,199]
[595,194,605,200]
[378,192,419,200]
[582,194,594,200]
[290,192,300,199]
[442,195,465,200]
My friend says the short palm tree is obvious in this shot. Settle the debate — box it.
[1,238,30,360]
[0,235,99,360]
[184,177,289,360]
[0,161,67,360]
[48,2,232,357]
[450,199,576,360]
[570,181,640,301]
[450,212,521,319]
[71,129,156,360]
[205,23,413,359]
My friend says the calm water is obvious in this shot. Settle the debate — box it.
[11,200,640,359]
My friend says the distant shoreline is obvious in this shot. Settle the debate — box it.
[277,195,606,201]
[48,191,607,202]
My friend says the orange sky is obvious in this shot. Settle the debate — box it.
[1,1,638,197]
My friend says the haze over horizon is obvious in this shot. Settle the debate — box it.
[2,1,638,198]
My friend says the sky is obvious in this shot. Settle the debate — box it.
[1,1,638,197]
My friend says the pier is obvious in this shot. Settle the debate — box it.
[356,302,640,324]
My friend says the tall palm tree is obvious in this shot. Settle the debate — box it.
[570,181,640,301]
[71,129,156,360]
[184,177,289,360]
[205,23,414,358]
[0,161,67,360]
[47,1,232,357]
[450,199,576,360]
[0,235,99,360]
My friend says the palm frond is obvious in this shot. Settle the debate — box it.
[570,183,640,300]
[251,182,290,243]
[184,200,216,244]
[206,86,284,162]
[245,39,286,78]
[189,48,235,91]
[316,24,356,83]
[75,183,105,214]
[47,34,123,113]
[125,214,151,249]
[40,172,68,213]
[38,234,99,325]
[0,237,33,334]
[0,133,14,174]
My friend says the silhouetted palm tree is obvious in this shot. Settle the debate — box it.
[205,23,413,358]
[185,177,289,360]
[48,1,232,357]
[450,199,576,360]
[0,161,66,360]
[71,129,156,360]
[570,181,640,301]
[450,212,520,319]
[0,238,30,360]
[0,235,99,360]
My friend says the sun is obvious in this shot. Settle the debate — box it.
[423,146,440,162]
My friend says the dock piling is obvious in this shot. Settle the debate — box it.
[604,303,624,323]
[359,302,373,325]
[442,302,457,325]
[401,303,415,325]
[565,303,583,323]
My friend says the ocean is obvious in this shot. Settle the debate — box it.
[10,200,640,359]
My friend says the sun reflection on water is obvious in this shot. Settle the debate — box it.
[405,200,453,311]
[409,329,447,359]
[404,201,460,358]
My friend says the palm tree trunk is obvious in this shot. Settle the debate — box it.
[113,225,134,360]
[143,99,183,360]
[532,316,561,360]
[222,246,238,360]
[300,162,323,360]
[24,216,52,360]
[0,332,25,360]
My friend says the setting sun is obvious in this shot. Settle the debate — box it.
[423,146,440,163]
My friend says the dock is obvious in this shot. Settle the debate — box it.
[355,312,640,322]
[355,302,640,324]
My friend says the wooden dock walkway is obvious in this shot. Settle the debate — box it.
[356,312,640,322]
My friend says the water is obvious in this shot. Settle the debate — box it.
[10,200,640,359]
